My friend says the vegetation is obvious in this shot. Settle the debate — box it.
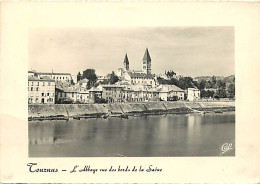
[158,72,235,99]
[82,69,98,89]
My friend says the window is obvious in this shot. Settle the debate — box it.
[31,87,33,91]
[48,82,50,86]
[36,87,39,91]
[42,93,44,96]
[42,82,45,86]
[37,82,39,86]
[32,82,34,86]
[63,77,64,79]
[28,82,29,86]
[72,93,74,97]
[60,77,61,79]
[47,93,49,96]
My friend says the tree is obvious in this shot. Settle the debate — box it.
[216,79,226,89]
[198,80,206,90]
[82,69,97,89]
[215,88,227,98]
[227,83,235,98]
[178,77,195,90]
[166,70,176,78]
[211,76,217,88]
[109,71,119,84]
[77,72,82,82]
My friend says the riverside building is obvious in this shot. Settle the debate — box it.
[28,76,55,104]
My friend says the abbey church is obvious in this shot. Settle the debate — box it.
[116,48,157,87]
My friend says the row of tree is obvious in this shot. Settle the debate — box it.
[77,69,119,89]
[158,75,235,99]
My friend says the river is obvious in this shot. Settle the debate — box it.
[29,111,235,157]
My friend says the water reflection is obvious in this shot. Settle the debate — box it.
[29,112,235,157]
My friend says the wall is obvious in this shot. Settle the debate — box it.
[28,101,235,118]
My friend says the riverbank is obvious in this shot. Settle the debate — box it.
[28,101,235,121]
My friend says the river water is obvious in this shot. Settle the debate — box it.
[29,111,235,157]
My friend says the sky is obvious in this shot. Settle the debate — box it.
[29,27,234,77]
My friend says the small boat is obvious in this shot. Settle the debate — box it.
[214,110,223,114]
[102,114,109,119]
[73,116,81,120]
[121,114,129,119]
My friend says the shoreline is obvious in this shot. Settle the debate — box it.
[28,101,235,122]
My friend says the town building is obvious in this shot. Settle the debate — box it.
[78,78,89,89]
[37,72,72,82]
[77,90,90,103]
[101,85,124,103]
[89,86,103,103]
[28,71,36,77]
[29,70,72,83]
[187,88,201,101]
[157,84,185,101]
[28,76,55,104]
[55,86,78,104]
[117,48,157,87]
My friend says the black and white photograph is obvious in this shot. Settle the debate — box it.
[28,27,235,157]
[2,2,260,183]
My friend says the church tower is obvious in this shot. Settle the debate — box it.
[124,53,129,71]
[142,48,151,74]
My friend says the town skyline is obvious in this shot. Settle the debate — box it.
[29,27,234,77]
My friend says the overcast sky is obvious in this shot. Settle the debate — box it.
[29,27,234,77]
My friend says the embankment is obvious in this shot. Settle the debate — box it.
[28,101,235,121]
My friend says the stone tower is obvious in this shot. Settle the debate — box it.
[142,48,151,74]
[124,53,129,70]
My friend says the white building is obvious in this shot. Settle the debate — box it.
[36,71,72,82]
[78,78,89,89]
[77,90,90,103]
[28,76,55,104]
[187,88,201,101]
[157,84,185,101]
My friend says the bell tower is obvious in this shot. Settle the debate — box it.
[124,53,129,70]
[142,48,151,74]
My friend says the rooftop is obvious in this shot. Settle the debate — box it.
[28,76,55,82]
[128,72,154,79]
[124,54,129,64]
[143,48,151,61]
[37,72,71,76]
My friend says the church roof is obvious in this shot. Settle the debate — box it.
[142,48,151,61]
[128,72,154,79]
[124,54,129,64]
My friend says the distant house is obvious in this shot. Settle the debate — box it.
[101,84,125,103]
[28,76,55,104]
[55,86,78,104]
[89,86,103,103]
[187,88,200,101]
[157,84,185,101]
[78,78,89,89]
[77,90,90,103]
[35,71,72,83]
[126,72,156,87]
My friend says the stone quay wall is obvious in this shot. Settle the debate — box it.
[28,101,235,119]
